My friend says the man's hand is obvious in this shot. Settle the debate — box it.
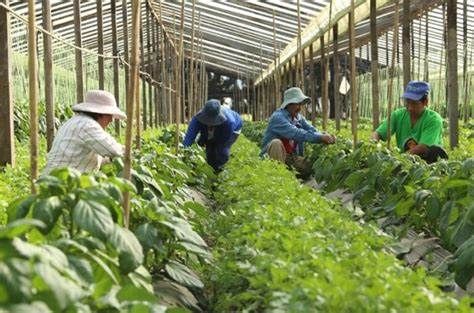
[321,134,336,144]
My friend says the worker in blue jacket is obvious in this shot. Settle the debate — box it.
[183,99,242,171]
[261,87,336,177]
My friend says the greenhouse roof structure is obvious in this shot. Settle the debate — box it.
[5,0,474,80]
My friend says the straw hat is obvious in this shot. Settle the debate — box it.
[279,87,311,109]
[72,90,126,119]
[196,99,227,126]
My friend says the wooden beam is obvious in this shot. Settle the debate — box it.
[97,0,104,90]
[73,0,84,102]
[43,0,54,151]
[387,0,400,149]
[333,23,341,130]
[349,0,358,148]
[123,0,142,228]
[122,0,130,111]
[28,0,38,192]
[370,0,380,129]
[447,0,458,148]
[111,0,121,137]
[321,35,328,130]
[0,0,14,167]
[402,0,411,87]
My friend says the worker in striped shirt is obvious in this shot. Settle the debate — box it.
[42,90,125,175]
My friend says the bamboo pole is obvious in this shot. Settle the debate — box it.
[333,25,341,130]
[447,0,458,148]
[111,0,121,137]
[0,0,14,167]
[349,0,358,148]
[423,11,429,81]
[174,0,185,150]
[28,0,38,193]
[309,43,316,124]
[73,0,84,102]
[321,35,328,130]
[272,9,279,111]
[146,2,153,127]
[123,0,141,228]
[370,0,379,129]
[188,0,196,120]
[97,0,104,90]
[43,0,54,151]
[296,0,304,91]
[417,19,421,80]
[140,10,146,132]
[122,0,130,107]
[462,0,469,122]
[386,0,400,149]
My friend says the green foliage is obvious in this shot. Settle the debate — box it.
[206,137,471,312]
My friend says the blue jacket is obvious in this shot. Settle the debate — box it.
[183,108,242,170]
[260,109,322,156]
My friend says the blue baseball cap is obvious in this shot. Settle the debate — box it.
[196,99,227,126]
[402,81,430,101]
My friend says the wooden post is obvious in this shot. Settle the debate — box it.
[123,0,141,228]
[188,0,196,121]
[28,0,38,192]
[423,12,429,81]
[122,0,130,106]
[73,0,84,102]
[402,0,410,88]
[333,24,341,130]
[111,0,121,137]
[140,11,146,132]
[321,35,328,130]
[296,0,303,90]
[175,0,185,150]
[43,0,54,151]
[349,0,358,148]
[0,0,14,167]
[387,0,400,149]
[309,43,316,124]
[370,0,379,129]
[447,0,458,148]
[146,2,153,127]
[462,0,469,122]
[272,9,279,112]
[97,0,104,90]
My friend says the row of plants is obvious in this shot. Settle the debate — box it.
[242,120,474,290]
[0,128,215,312]
[205,136,471,311]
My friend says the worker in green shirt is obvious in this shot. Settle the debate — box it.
[372,81,448,163]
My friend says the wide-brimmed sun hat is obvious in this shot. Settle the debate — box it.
[280,87,311,109]
[72,90,126,119]
[196,99,227,126]
[402,81,430,101]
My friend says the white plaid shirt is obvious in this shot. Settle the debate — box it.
[42,113,124,174]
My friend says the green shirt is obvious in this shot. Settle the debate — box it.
[376,108,443,151]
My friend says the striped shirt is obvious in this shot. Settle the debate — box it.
[42,113,124,175]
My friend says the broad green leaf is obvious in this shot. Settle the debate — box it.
[135,223,160,252]
[449,205,474,248]
[34,262,87,310]
[178,241,212,259]
[116,284,157,303]
[73,199,114,241]
[68,255,94,284]
[443,179,473,190]
[32,196,63,234]
[7,301,52,313]
[109,226,144,274]
[0,219,45,238]
[394,198,415,217]
[7,195,36,222]
[160,217,207,248]
[164,260,204,289]
[453,236,474,289]
[153,279,200,311]
[0,259,33,302]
